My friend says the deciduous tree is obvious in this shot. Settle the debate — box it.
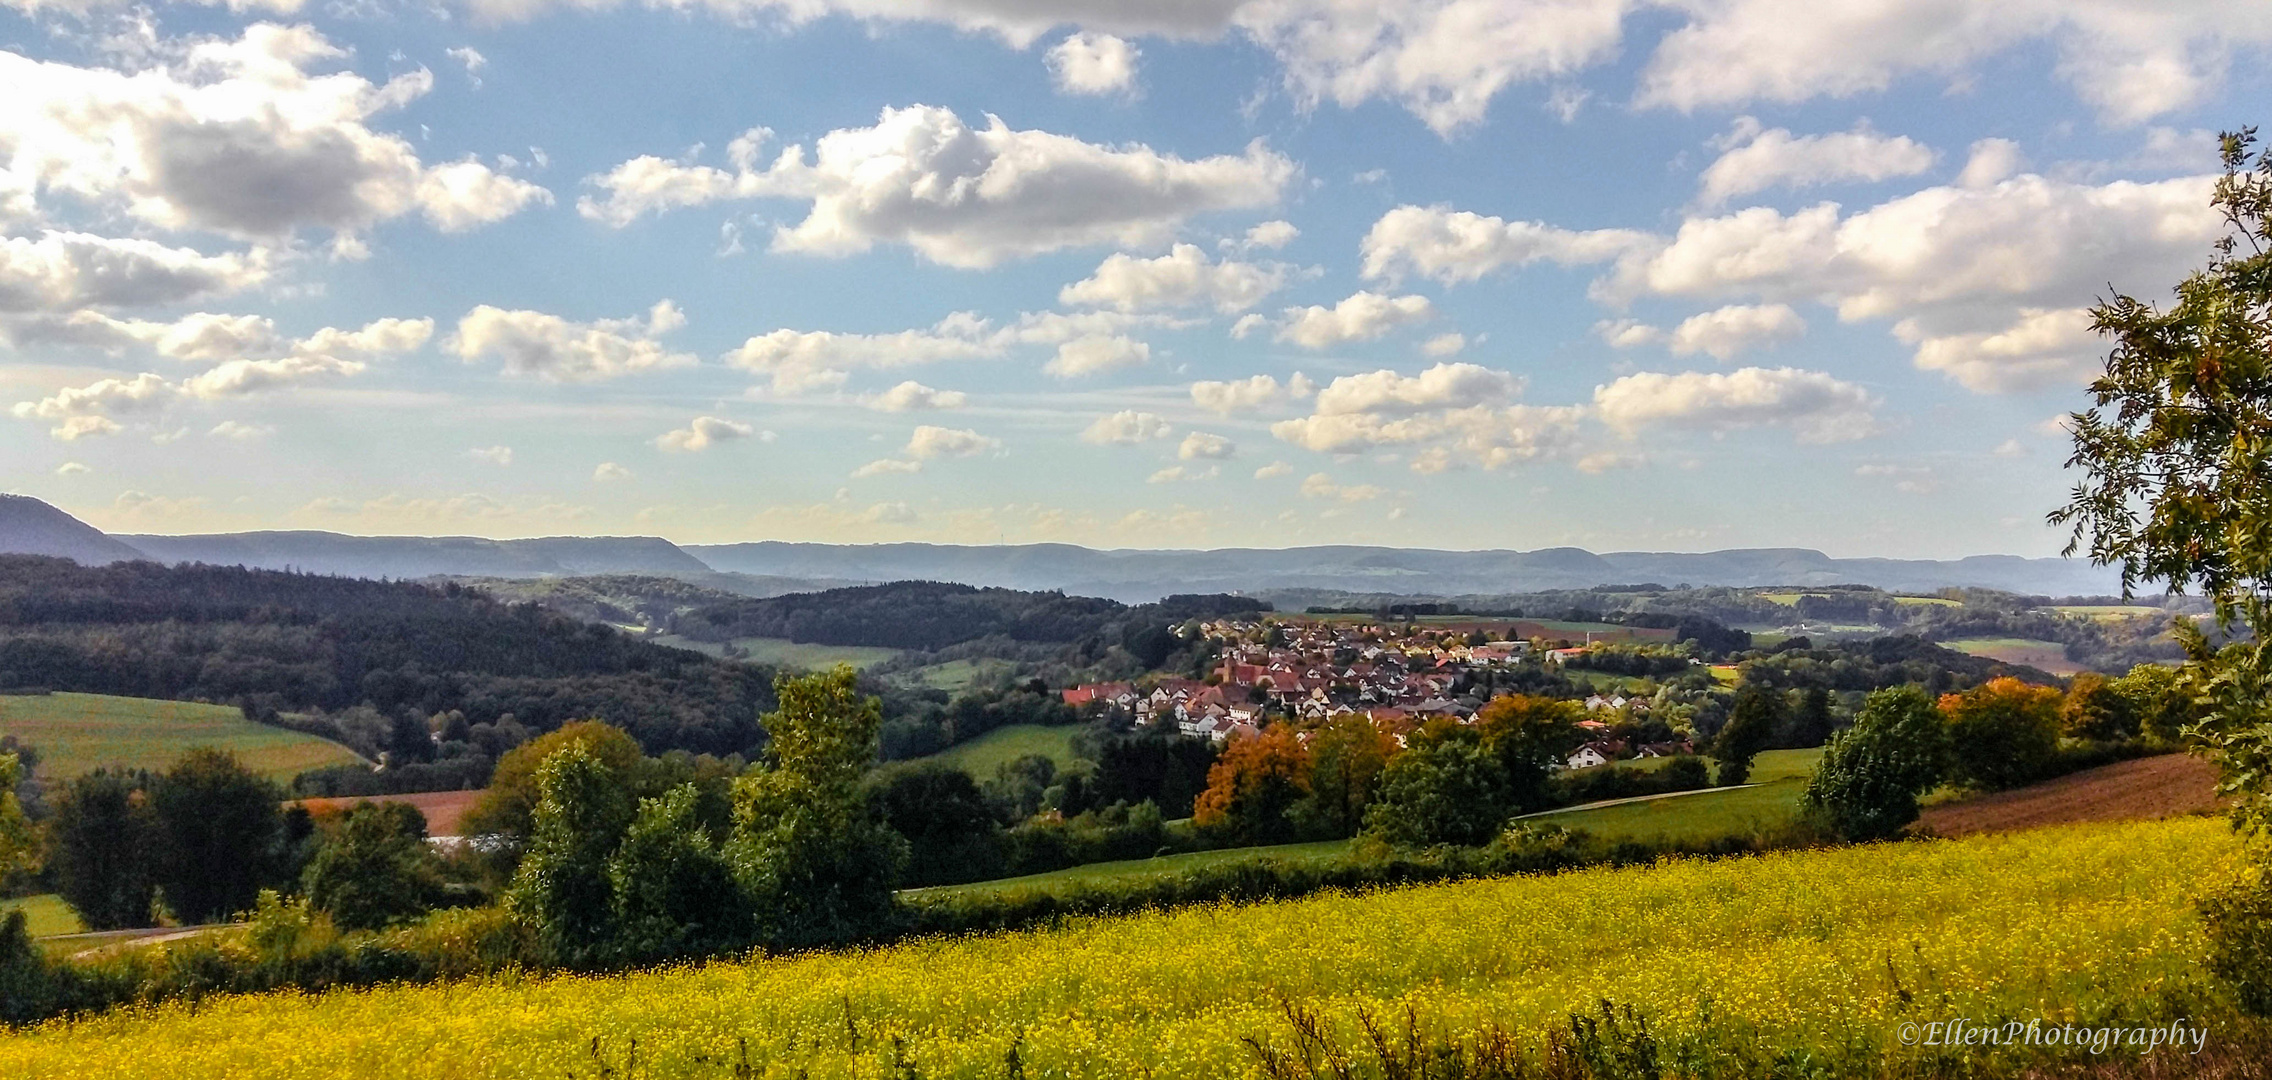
[1802,687,1947,841]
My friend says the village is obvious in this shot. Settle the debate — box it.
[1061,616,1696,772]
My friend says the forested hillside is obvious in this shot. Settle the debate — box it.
[671,582,1270,657]
[0,556,778,759]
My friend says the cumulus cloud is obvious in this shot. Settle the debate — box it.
[1179,431,1236,459]
[1082,410,1175,444]
[1899,306,2102,392]
[856,423,1001,474]
[1421,332,1465,357]
[1957,138,2027,189]
[866,380,968,411]
[0,24,549,239]
[594,461,634,481]
[1299,472,1386,502]
[1599,172,2221,390]
[1592,366,1879,443]
[1274,291,1433,348]
[12,373,172,439]
[1595,319,1665,349]
[1237,220,1299,250]
[1192,373,1293,414]
[453,300,694,381]
[1047,31,1140,95]
[1273,362,1581,470]
[655,415,758,452]
[468,444,513,465]
[1360,205,1651,285]
[579,105,1292,267]
[726,312,995,393]
[1059,244,1288,313]
[1254,460,1294,479]
[1696,117,1935,207]
[1666,303,1806,360]
[55,461,90,475]
[0,232,268,314]
[1043,334,1150,377]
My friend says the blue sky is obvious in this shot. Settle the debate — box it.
[3,0,2266,558]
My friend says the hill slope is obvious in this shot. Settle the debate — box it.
[0,691,365,782]
[0,495,145,565]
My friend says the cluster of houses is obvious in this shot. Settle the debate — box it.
[1060,617,1693,771]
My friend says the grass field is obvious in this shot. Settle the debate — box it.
[895,658,1010,692]
[0,894,84,937]
[652,634,900,671]
[2053,604,2167,621]
[0,692,366,783]
[0,817,2239,1079]
[1522,748,1823,842]
[1944,637,2085,676]
[924,724,1082,777]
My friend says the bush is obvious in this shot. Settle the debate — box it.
[1801,686,1946,842]
[1940,678,2063,791]
[2203,861,2272,1016]
[302,802,447,931]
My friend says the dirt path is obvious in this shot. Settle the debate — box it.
[1916,753,2223,838]
[1508,782,1762,820]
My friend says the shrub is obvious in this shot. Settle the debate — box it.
[1801,686,1946,842]
[2203,860,2272,1016]
[1940,678,2062,791]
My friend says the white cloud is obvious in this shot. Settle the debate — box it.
[1957,138,2027,189]
[0,232,267,314]
[469,444,514,465]
[1082,409,1174,444]
[905,424,1001,459]
[1275,291,1433,348]
[0,25,548,239]
[1993,438,2025,457]
[1274,362,1581,469]
[1044,334,1150,377]
[1420,332,1465,357]
[1666,303,1806,360]
[204,420,270,440]
[1592,366,1880,443]
[1148,464,1217,483]
[594,461,634,481]
[1637,0,2272,127]
[1299,472,1386,502]
[11,372,171,439]
[1254,460,1294,479]
[1574,450,1645,473]
[1179,431,1236,459]
[453,300,693,381]
[1192,373,1291,414]
[447,46,488,88]
[1899,306,2102,392]
[655,415,757,452]
[1594,318,1665,349]
[726,312,994,394]
[1059,244,1288,313]
[861,501,918,524]
[1238,220,1299,250]
[1696,117,1934,207]
[1360,204,1650,285]
[580,105,1293,267]
[55,461,89,475]
[867,380,969,411]
[1601,172,2221,391]
[851,457,923,478]
[1047,31,1140,95]
[1313,361,1519,416]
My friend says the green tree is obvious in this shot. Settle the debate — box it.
[0,753,35,881]
[301,802,445,931]
[1938,678,2062,791]
[462,720,644,839]
[147,749,289,923]
[1786,687,1836,748]
[1475,694,1583,813]
[1290,713,1396,838]
[727,666,906,950]
[1802,687,1948,841]
[1713,687,1782,786]
[2109,663,2196,742]
[864,761,1005,886]
[608,783,750,963]
[506,743,634,966]
[2060,671,2138,742]
[46,770,159,930]
[2050,129,2272,834]
[1365,722,1513,848]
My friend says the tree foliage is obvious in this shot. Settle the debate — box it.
[44,770,159,929]
[1802,687,1947,841]
[1939,678,2063,792]
[1365,722,1511,848]
[1192,725,1311,845]
[1712,687,1782,786]
[0,752,34,881]
[506,743,634,966]
[301,802,445,931]
[148,749,291,923]
[2051,129,2272,834]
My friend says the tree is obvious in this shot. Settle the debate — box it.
[1938,678,2062,791]
[301,802,446,931]
[1191,725,1311,845]
[0,753,34,882]
[2110,663,2196,741]
[2060,671,2138,742]
[462,720,644,839]
[2050,129,2272,834]
[609,783,750,963]
[864,761,1005,886]
[506,743,634,966]
[46,770,159,929]
[1786,687,1836,748]
[727,666,906,950]
[1474,694,1583,813]
[1364,722,1512,848]
[148,749,288,923]
[1713,687,1782,786]
[1802,687,1947,841]
[1291,713,1398,838]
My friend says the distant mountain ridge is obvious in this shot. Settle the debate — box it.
[0,494,2125,599]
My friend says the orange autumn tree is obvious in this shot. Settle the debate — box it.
[1192,724,1311,845]
[1938,677,2063,791]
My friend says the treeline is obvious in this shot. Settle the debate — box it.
[0,556,781,760]
[670,582,1267,656]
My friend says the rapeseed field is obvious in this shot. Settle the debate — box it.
[0,817,2239,1079]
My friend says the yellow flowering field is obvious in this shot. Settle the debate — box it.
[0,818,2241,1079]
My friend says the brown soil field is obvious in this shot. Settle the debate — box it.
[292,788,484,836]
[1916,754,2224,838]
